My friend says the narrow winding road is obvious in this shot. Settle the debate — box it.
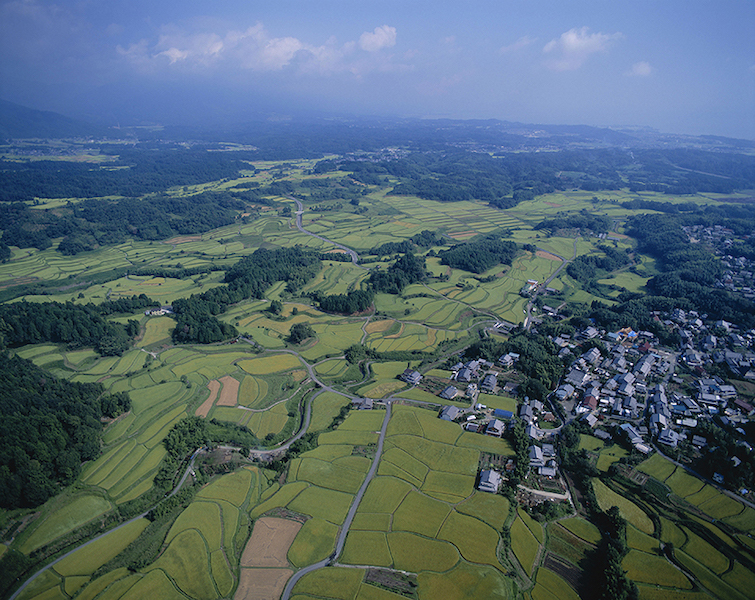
[525,237,577,330]
[292,198,362,266]
[9,450,202,600]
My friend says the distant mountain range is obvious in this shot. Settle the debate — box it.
[0,99,105,139]
[1,99,753,153]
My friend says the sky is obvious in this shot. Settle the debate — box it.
[1,0,754,138]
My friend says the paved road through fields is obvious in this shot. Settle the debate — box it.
[280,401,392,600]
[293,198,361,266]
[9,450,202,600]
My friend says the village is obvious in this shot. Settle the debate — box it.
[394,308,755,503]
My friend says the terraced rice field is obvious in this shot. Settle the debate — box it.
[510,517,540,575]
[593,479,654,534]
[12,169,745,600]
[20,495,113,554]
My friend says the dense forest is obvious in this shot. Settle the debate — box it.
[625,213,755,328]
[0,354,131,508]
[0,191,246,253]
[535,213,613,234]
[0,147,251,203]
[0,295,154,355]
[172,247,322,343]
[316,147,755,210]
[438,236,519,274]
[566,245,633,284]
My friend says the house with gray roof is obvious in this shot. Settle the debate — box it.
[439,405,460,421]
[478,470,502,493]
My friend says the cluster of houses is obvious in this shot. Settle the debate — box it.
[435,358,503,402]
[422,299,755,495]
[552,315,754,471]
[683,224,755,301]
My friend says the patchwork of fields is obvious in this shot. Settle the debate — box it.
[5,159,755,600]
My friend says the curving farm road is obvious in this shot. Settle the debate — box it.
[9,450,202,600]
[292,198,362,266]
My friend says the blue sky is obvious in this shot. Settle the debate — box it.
[1,0,753,138]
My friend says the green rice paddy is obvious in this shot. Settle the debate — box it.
[9,162,754,600]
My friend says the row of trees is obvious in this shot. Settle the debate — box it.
[535,212,613,234]
[368,230,445,256]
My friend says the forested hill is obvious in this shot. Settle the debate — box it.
[0,99,104,139]
[0,353,131,508]
[0,295,155,356]
[172,247,323,344]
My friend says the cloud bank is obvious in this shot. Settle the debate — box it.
[117,22,399,75]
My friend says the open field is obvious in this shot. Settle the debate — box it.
[53,519,149,577]
[457,492,510,531]
[341,530,393,567]
[287,517,339,568]
[558,517,601,544]
[637,453,677,481]
[622,549,692,589]
[235,568,293,600]
[241,517,302,567]
[146,529,217,599]
[510,517,540,575]
[593,479,654,534]
[20,495,113,554]
[291,566,365,600]
[532,568,581,600]
[438,511,502,570]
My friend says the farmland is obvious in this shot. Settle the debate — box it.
[3,151,755,600]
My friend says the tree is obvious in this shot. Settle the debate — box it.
[288,323,315,344]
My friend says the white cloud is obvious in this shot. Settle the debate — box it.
[543,27,622,70]
[158,47,189,65]
[359,25,396,52]
[500,35,536,54]
[627,61,652,76]
[117,22,401,75]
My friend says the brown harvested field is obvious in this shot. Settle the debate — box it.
[544,552,583,595]
[195,380,221,417]
[543,202,562,207]
[217,375,240,407]
[291,370,308,382]
[234,568,293,600]
[388,220,418,228]
[240,517,302,567]
[365,320,395,334]
[163,235,202,244]
[536,250,563,261]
